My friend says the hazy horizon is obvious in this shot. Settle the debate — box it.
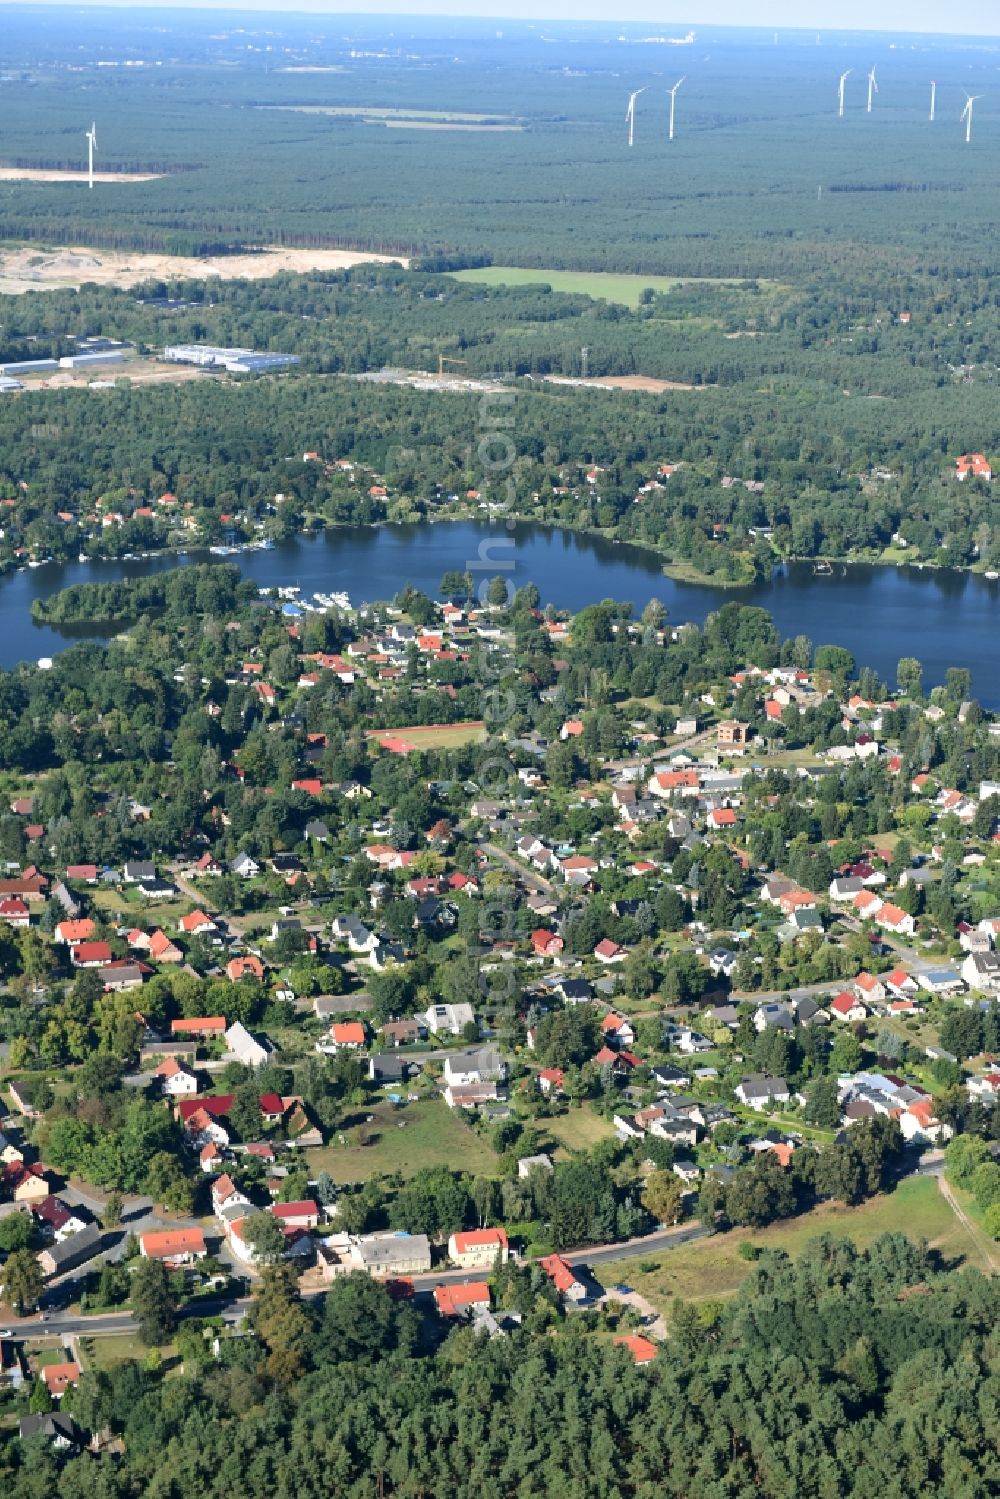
[2,0,1000,41]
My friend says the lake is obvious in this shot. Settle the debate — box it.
[11,520,1000,705]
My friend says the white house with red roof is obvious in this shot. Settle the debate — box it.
[154,1056,198,1097]
[829,992,867,1024]
[956,453,992,482]
[875,902,916,937]
[530,929,564,958]
[447,1227,509,1269]
[600,1013,636,1048]
[594,938,625,964]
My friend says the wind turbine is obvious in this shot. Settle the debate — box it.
[86,122,97,190]
[929,80,936,122]
[667,76,686,141]
[625,87,647,148]
[961,91,982,144]
[866,67,877,114]
[837,69,851,118]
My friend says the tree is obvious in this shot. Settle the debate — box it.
[641,1170,684,1225]
[2,1247,42,1314]
[103,1192,125,1229]
[240,1211,287,1265]
[0,1210,35,1253]
[829,1030,863,1076]
[229,1081,264,1142]
[805,1075,842,1129]
[316,1272,399,1364]
[945,1134,991,1189]
[724,1154,795,1229]
[250,1262,313,1383]
[130,1257,178,1345]
[895,655,923,699]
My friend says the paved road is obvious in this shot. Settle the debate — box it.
[5,1220,705,1340]
[481,842,560,899]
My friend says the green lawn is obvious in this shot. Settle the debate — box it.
[305,1095,499,1183]
[81,1334,158,1371]
[366,721,487,751]
[597,1177,969,1311]
[542,1107,618,1156]
[449,266,727,309]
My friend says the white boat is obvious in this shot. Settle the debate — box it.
[986,570,999,580]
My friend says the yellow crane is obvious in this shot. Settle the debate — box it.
[437,355,468,376]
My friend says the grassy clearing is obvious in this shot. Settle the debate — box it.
[542,1107,618,1156]
[597,1177,968,1311]
[25,1343,69,1367]
[367,721,487,751]
[82,1334,172,1370]
[305,1095,499,1184]
[450,266,735,309]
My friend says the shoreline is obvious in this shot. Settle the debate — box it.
[8,517,997,595]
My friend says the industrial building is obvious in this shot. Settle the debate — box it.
[162,344,300,374]
[58,350,126,370]
[0,359,57,376]
[0,376,23,393]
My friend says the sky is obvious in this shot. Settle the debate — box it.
[4,0,1000,35]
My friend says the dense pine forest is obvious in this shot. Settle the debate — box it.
[6,1235,1000,1497]
[0,261,999,580]
[0,13,999,274]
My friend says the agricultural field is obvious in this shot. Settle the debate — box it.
[449,267,717,309]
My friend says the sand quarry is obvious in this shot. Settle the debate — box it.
[0,244,409,296]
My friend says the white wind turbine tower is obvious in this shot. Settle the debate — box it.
[837,69,851,118]
[961,91,982,144]
[625,87,647,147]
[86,122,97,190]
[866,67,878,114]
[929,80,936,122]
[667,76,686,141]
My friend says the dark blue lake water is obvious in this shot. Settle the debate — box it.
[12,521,1000,705]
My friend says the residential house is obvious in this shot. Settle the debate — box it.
[139,1228,207,1265]
[530,929,565,958]
[962,951,1000,992]
[36,1223,102,1278]
[448,1227,509,1268]
[321,1020,367,1054]
[434,1282,491,1318]
[155,1056,198,1096]
[538,1253,588,1302]
[829,992,868,1024]
[422,1002,475,1036]
[224,1020,273,1069]
[349,1231,432,1277]
[42,1363,81,1400]
[735,1075,790,1110]
[443,1046,506,1089]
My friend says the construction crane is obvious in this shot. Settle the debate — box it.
[437,355,468,376]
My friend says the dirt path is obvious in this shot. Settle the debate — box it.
[938,1175,1000,1274]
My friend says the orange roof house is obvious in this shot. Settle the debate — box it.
[614,1335,658,1365]
[171,1016,226,1038]
[139,1228,207,1263]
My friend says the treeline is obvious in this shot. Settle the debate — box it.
[31,565,250,626]
[4,1233,998,1496]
